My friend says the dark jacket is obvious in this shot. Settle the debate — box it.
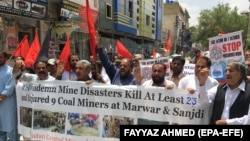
[96,48,136,85]
[210,82,250,124]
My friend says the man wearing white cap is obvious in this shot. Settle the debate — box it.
[47,58,58,78]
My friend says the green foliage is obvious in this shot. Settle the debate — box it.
[194,3,246,50]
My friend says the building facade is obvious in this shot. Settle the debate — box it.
[163,1,190,55]
[0,0,186,61]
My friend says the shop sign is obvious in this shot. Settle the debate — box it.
[0,0,48,19]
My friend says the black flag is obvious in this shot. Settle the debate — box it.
[36,23,53,61]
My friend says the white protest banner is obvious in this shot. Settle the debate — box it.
[183,63,195,75]
[16,80,212,141]
[208,31,244,83]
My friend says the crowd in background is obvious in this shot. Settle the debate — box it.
[1,33,250,141]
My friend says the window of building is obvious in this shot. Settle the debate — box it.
[120,0,125,14]
[128,0,133,18]
[106,3,112,19]
[146,15,150,26]
[152,5,155,10]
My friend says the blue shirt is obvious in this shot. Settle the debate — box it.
[0,64,16,132]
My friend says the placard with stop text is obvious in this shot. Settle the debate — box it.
[208,31,244,83]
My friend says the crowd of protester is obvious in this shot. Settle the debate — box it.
[1,33,250,141]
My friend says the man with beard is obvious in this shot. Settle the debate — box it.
[95,34,136,85]
[13,59,55,82]
[56,53,79,80]
[169,56,186,87]
[141,62,176,88]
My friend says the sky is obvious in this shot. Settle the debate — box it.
[177,0,250,26]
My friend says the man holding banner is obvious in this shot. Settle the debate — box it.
[178,56,219,104]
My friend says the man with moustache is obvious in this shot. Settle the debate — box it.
[13,59,55,82]
[169,56,186,87]
[56,53,79,80]
[178,56,219,103]
[95,33,136,85]
[208,62,250,125]
[141,62,176,88]
[12,58,55,141]
[0,51,17,141]
[75,60,96,84]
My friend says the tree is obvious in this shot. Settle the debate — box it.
[195,3,246,50]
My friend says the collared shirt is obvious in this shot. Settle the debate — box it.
[62,70,77,80]
[20,73,55,82]
[204,81,250,124]
[169,73,185,87]
[178,75,218,93]
[13,71,55,82]
[178,75,219,103]
[221,81,245,120]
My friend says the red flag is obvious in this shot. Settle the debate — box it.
[59,34,71,71]
[153,48,156,59]
[13,35,30,58]
[86,0,97,62]
[116,40,132,58]
[24,30,40,68]
[165,31,172,51]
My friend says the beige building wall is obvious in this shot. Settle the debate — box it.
[162,2,188,54]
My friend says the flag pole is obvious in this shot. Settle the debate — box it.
[7,54,13,64]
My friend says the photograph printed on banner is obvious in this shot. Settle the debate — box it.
[67,113,100,137]
[20,106,32,128]
[102,115,135,138]
[33,109,66,134]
